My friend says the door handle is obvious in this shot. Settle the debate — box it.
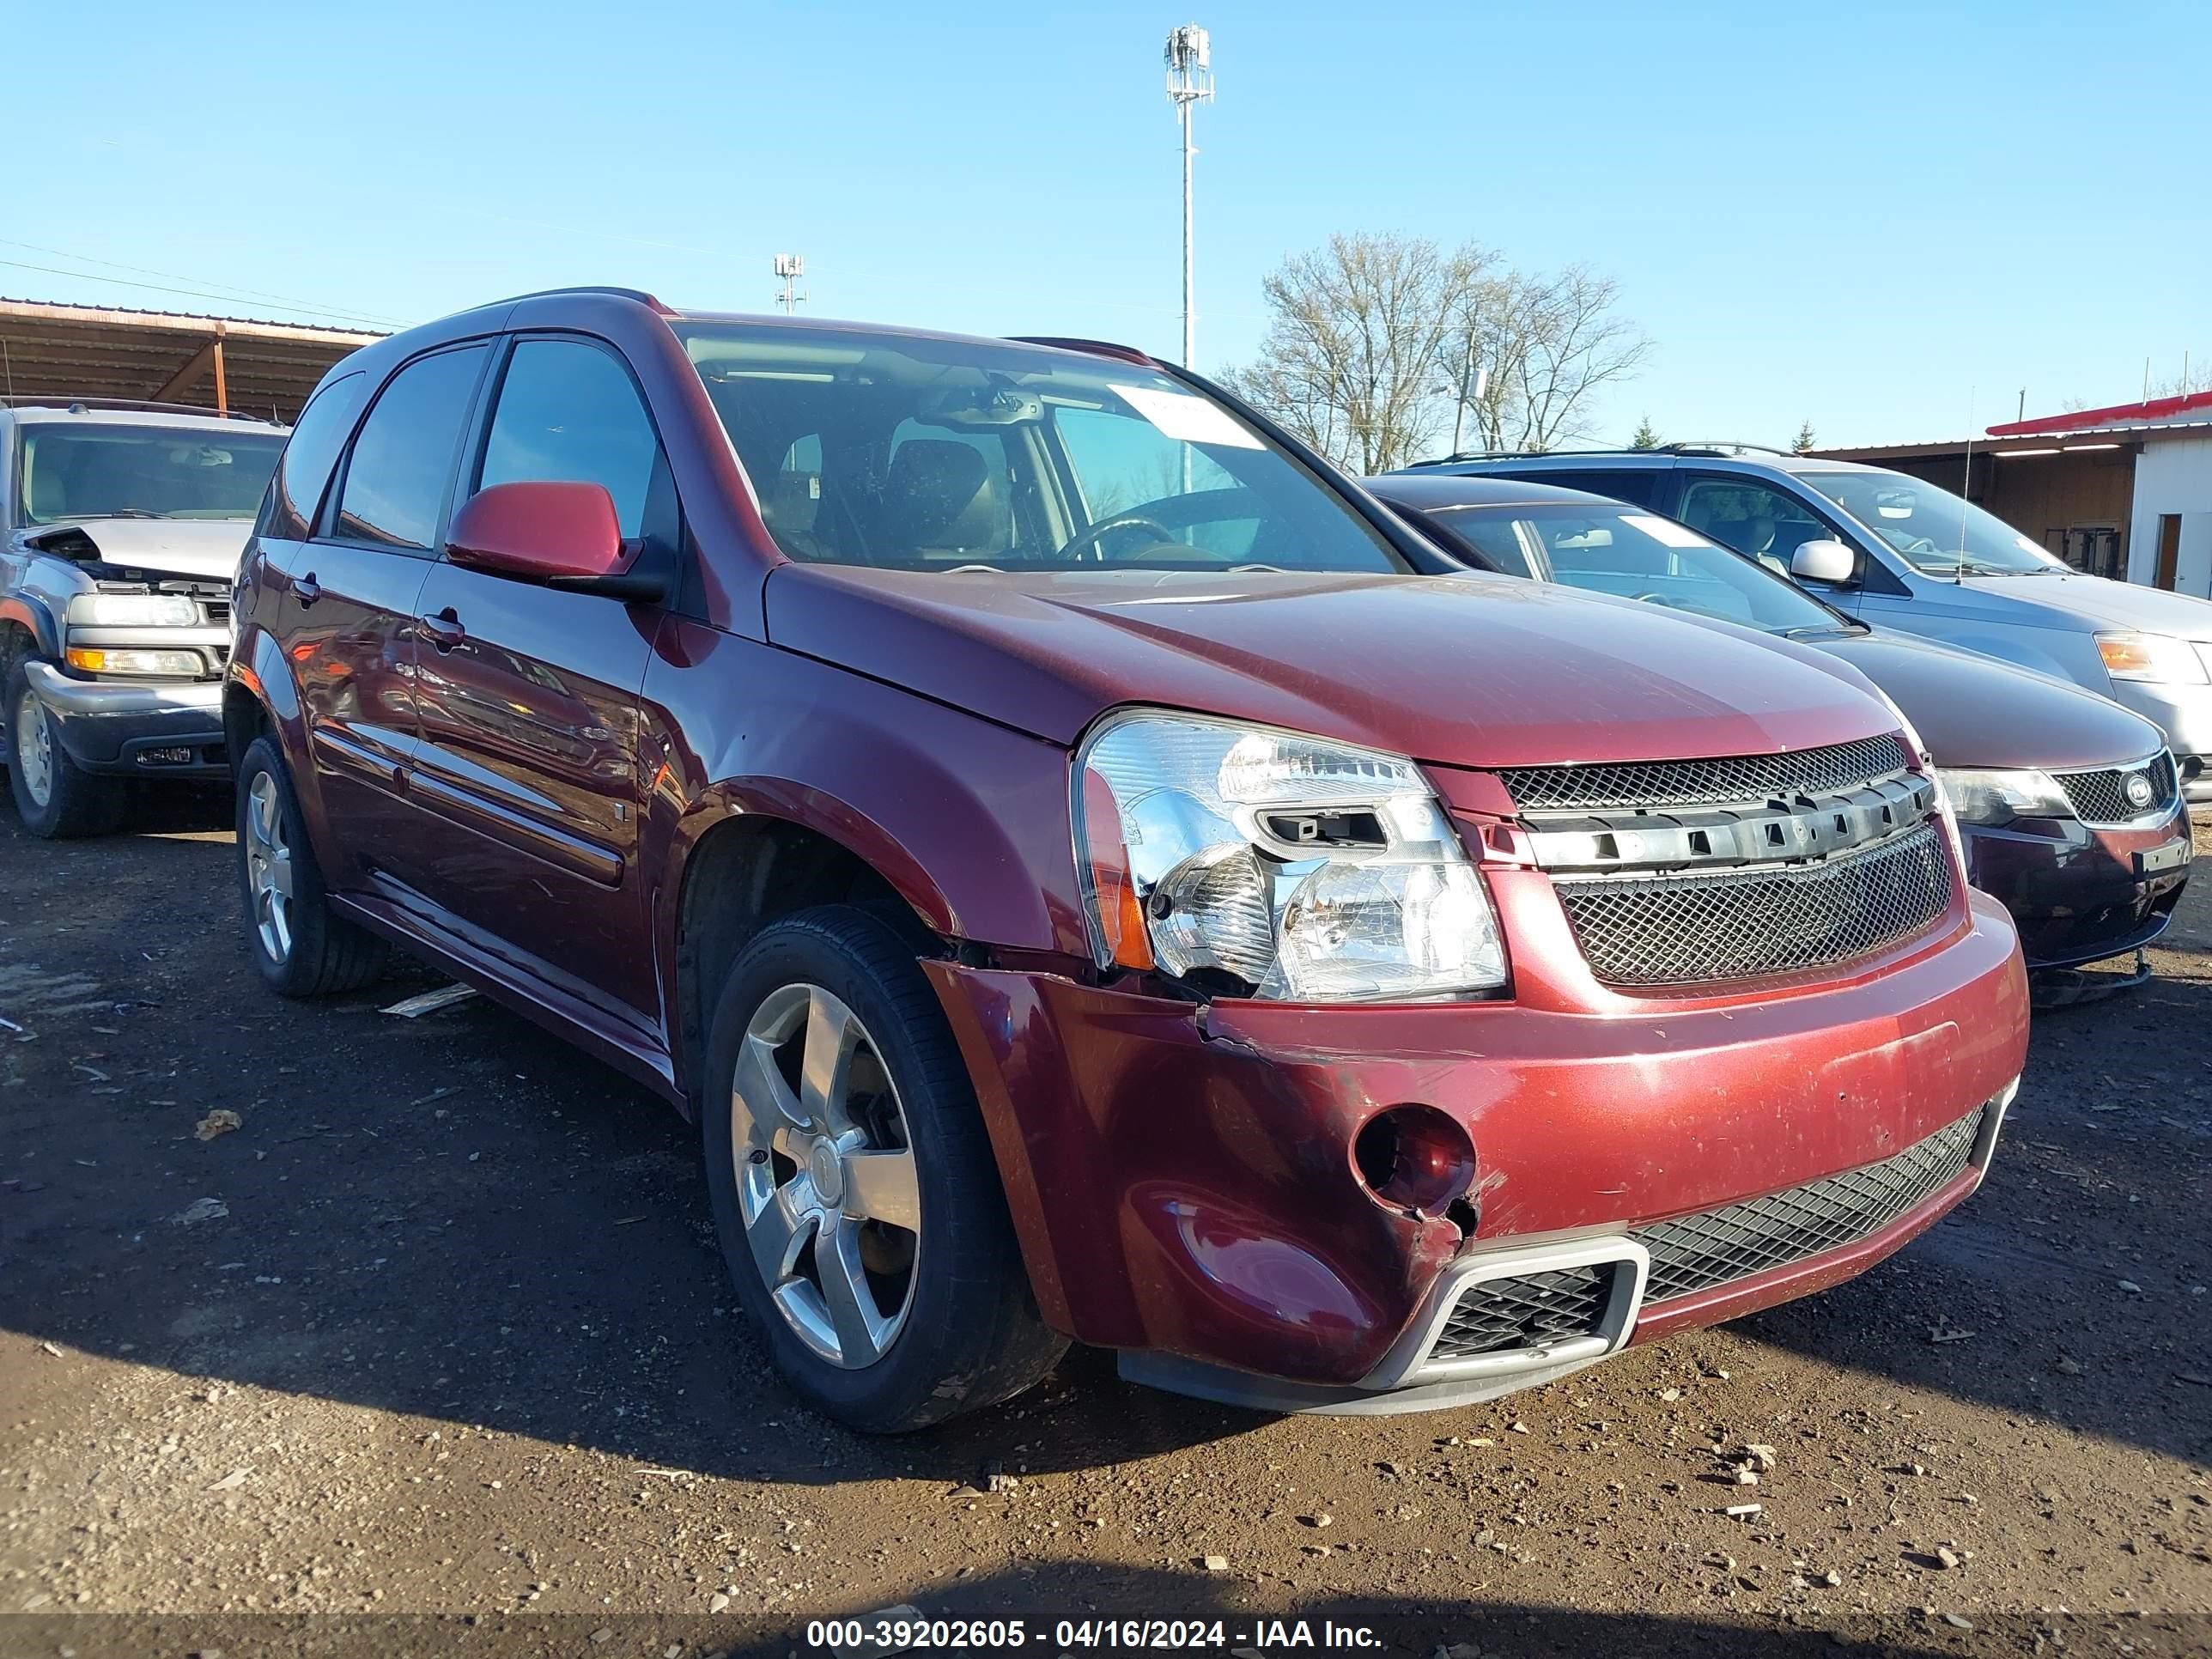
[418,609,468,652]
[292,571,323,606]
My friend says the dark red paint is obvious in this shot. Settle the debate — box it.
[447,480,628,583]
[227,291,2031,1400]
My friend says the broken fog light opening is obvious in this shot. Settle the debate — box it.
[1353,1105,1477,1215]
[1073,711,1507,1002]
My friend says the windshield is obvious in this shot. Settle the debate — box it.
[1800,468,2065,577]
[674,323,1408,574]
[16,422,285,526]
[1426,503,1855,636]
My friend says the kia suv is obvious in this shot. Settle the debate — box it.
[3,400,285,836]
[1401,445,2212,801]
[224,291,2027,1430]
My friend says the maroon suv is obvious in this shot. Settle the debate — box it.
[226,289,2027,1430]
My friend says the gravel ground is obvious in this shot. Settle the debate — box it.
[2,791,2208,1659]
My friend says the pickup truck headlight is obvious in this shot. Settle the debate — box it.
[1073,710,1505,1001]
[2097,632,2208,684]
[71,593,201,628]
[64,647,206,678]
[1936,767,2072,825]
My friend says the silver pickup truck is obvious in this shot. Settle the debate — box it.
[1,400,286,836]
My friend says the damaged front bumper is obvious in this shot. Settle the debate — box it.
[925,890,2027,1412]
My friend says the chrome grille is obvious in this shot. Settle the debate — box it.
[1557,822,1952,986]
[2056,751,2178,824]
[1431,1264,1619,1359]
[1499,734,1910,812]
[1635,1107,1985,1303]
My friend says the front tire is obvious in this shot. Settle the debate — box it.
[234,734,387,997]
[5,659,128,839]
[702,905,1065,1431]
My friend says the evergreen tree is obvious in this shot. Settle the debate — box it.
[1792,420,1817,454]
[1629,416,1660,450]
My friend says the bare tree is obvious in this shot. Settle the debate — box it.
[1218,234,1493,474]
[1440,265,1653,454]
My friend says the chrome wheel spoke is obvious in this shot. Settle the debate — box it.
[842,1147,921,1232]
[797,987,860,1132]
[745,1184,815,1285]
[812,1218,890,1366]
[732,1030,807,1146]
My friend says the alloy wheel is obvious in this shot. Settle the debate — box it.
[14,691,53,808]
[730,982,921,1368]
[244,771,295,963]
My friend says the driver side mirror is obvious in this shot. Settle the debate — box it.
[1790,538,1857,586]
[447,481,663,601]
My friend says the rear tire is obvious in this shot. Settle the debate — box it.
[702,904,1065,1431]
[5,659,128,839]
[234,734,387,997]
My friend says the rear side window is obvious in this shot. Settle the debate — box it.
[331,345,488,551]
[1514,468,1662,508]
[476,339,662,537]
[264,371,368,540]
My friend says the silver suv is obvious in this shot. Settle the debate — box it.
[1402,445,2212,802]
[1,399,286,836]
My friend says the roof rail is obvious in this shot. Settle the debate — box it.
[0,395,274,423]
[1404,447,1633,466]
[1008,335,1160,367]
[1657,440,1791,458]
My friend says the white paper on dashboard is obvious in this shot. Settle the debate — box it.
[1622,513,1711,549]
[1109,385,1266,449]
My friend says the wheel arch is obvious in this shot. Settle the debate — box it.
[668,805,948,1118]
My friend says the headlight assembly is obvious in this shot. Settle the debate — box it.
[1936,767,2073,825]
[2097,633,2208,684]
[70,592,201,629]
[1073,710,1505,1002]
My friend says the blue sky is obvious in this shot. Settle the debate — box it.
[9,1,2206,449]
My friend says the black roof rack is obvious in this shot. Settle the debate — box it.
[0,395,274,422]
[1407,439,1791,467]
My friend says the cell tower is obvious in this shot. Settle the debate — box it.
[774,253,807,315]
[1164,24,1214,367]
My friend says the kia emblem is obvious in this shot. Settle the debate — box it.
[2124,771,2154,810]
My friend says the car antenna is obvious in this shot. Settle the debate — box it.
[1955,385,1974,584]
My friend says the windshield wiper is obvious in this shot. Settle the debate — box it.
[1780,623,1858,639]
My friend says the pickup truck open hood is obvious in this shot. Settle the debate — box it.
[766,565,1896,768]
[21,517,248,582]
[1813,629,2164,771]
[1960,568,2212,641]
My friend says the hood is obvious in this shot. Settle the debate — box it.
[766,565,1899,769]
[1814,629,2164,772]
[1959,568,2212,641]
[21,517,249,582]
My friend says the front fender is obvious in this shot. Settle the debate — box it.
[645,620,1091,969]
[225,624,343,874]
[0,592,61,659]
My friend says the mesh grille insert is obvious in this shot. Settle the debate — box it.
[2056,751,2178,823]
[1500,734,1909,812]
[1635,1108,1984,1304]
[1431,1263,1618,1360]
[1557,823,1952,987]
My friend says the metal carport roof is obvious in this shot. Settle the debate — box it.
[0,297,386,423]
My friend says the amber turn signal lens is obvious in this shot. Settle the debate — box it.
[1079,769,1154,971]
[64,647,106,672]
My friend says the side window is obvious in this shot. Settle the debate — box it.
[1424,507,1536,578]
[264,370,368,539]
[476,338,663,537]
[1676,477,1832,572]
[331,346,488,551]
[1537,468,1662,509]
